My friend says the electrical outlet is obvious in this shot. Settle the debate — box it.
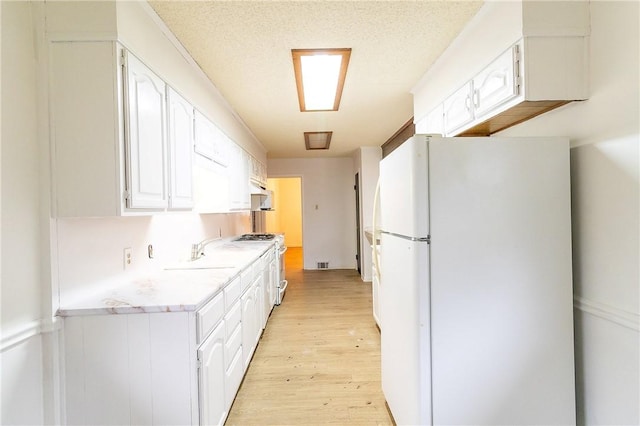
[123,247,132,270]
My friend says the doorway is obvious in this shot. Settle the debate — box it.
[266,177,303,267]
[355,173,362,275]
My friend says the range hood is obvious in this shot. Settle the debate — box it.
[250,182,269,196]
[251,192,273,211]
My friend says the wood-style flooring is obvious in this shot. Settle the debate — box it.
[225,247,393,425]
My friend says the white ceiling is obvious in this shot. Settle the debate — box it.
[149,1,483,158]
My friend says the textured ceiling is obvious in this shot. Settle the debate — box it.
[149,1,483,158]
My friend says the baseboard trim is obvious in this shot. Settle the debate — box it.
[1,317,63,352]
[574,296,639,332]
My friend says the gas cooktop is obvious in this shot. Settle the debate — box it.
[234,233,276,242]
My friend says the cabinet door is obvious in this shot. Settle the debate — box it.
[443,82,474,135]
[241,285,257,368]
[198,321,226,426]
[253,276,264,344]
[195,111,216,162]
[228,144,250,210]
[416,104,444,135]
[125,52,168,209]
[472,46,518,119]
[167,88,194,209]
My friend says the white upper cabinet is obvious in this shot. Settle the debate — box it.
[412,1,589,138]
[472,46,518,119]
[415,104,444,136]
[50,41,200,216]
[228,144,251,211]
[249,156,268,188]
[167,88,194,209]
[443,82,474,135]
[195,111,230,168]
[124,52,168,210]
[442,45,519,135]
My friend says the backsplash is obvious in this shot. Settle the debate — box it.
[55,212,250,306]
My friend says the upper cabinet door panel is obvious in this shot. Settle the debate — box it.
[416,104,444,135]
[472,46,518,119]
[443,82,473,135]
[168,88,194,209]
[194,111,216,162]
[125,52,168,209]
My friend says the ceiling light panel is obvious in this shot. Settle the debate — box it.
[292,48,351,112]
[304,131,332,150]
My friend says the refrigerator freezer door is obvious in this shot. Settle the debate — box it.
[427,137,575,425]
[379,135,430,238]
[380,233,431,426]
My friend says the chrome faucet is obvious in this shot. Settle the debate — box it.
[190,237,222,261]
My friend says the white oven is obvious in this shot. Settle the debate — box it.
[275,237,287,305]
[234,233,287,305]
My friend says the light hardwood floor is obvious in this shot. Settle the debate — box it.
[226,247,394,425]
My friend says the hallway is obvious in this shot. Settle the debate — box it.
[226,248,393,425]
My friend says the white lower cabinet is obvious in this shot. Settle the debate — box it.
[241,281,257,369]
[62,252,274,425]
[198,321,226,426]
[223,298,243,410]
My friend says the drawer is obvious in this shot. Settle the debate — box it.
[241,266,253,293]
[225,324,242,370]
[197,292,224,344]
[224,276,242,309]
[224,299,242,338]
[252,258,263,278]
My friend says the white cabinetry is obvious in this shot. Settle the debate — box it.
[124,52,168,209]
[442,46,519,135]
[50,42,196,216]
[241,277,258,368]
[249,155,268,187]
[414,1,589,138]
[62,248,275,426]
[415,104,443,135]
[195,111,229,168]
[167,88,194,209]
[443,82,474,135]
[198,321,226,426]
[471,46,518,119]
[228,144,251,210]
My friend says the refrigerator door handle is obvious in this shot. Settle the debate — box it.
[372,179,382,282]
[380,231,430,243]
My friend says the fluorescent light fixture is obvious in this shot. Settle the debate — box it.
[292,48,351,112]
[304,131,332,150]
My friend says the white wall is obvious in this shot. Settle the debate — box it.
[1,2,45,424]
[495,2,639,424]
[268,158,356,270]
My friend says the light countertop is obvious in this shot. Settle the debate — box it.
[57,239,274,317]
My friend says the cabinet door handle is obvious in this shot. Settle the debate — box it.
[464,95,471,111]
[473,90,480,109]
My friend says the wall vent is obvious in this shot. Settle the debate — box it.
[317,262,329,269]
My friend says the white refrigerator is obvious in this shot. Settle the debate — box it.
[378,135,576,425]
